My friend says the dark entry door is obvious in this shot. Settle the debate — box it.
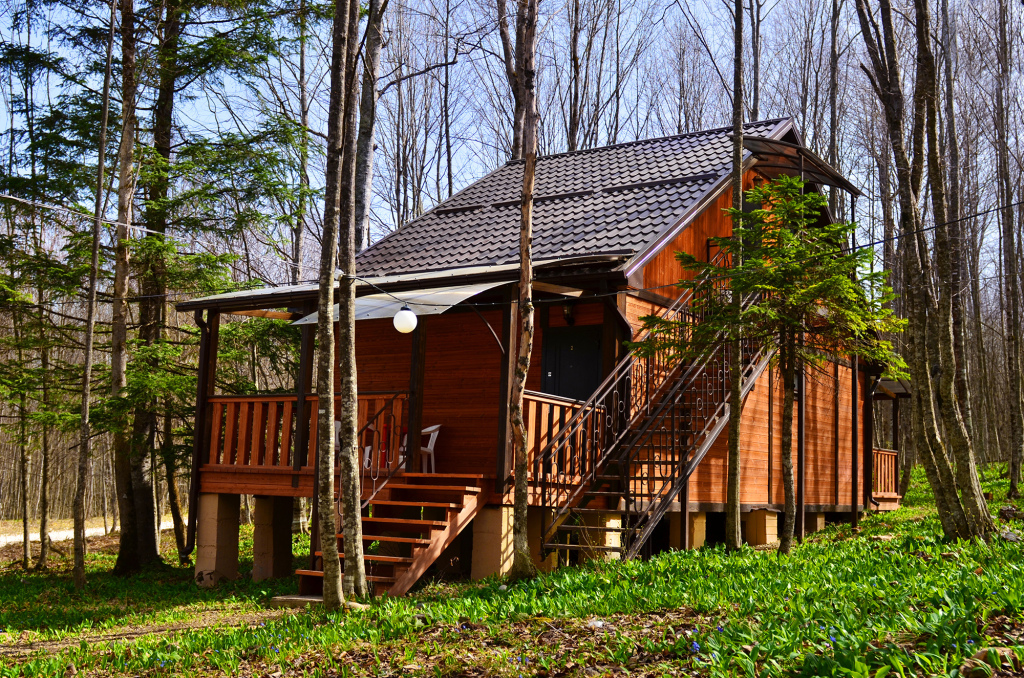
[541,325,603,401]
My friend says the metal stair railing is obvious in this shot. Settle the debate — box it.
[533,250,732,544]
[617,334,774,558]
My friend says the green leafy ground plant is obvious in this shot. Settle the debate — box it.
[2,468,1023,677]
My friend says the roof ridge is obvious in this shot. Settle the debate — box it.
[500,117,791,166]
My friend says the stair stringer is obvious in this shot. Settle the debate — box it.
[387,489,483,596]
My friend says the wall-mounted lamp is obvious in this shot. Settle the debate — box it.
[393,305,418,333]
[562,301,575,326]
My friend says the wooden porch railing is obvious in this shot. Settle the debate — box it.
[524,390,603,496]
[205,392,408,477]
[872,448,899,496]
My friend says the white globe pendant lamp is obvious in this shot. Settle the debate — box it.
[393,305,418,334]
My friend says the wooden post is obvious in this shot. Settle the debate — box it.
[892,397,901,491]
[851,357,859,527]
[185,309,220,556]
[292,319,316,567]
[292,322,316,488]
[496,286,516,494]
[892,398,900,452]
[407,317,428,472]
[797,355,806,542]
[863,376,877,511]
[834,361,840,506]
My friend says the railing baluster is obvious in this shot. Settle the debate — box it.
[224,402,237,465]
[209,401,223,465]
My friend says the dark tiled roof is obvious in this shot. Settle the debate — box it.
[357,118,789,277]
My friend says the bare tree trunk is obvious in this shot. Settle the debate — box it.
[914,0,992,536]
[827,0,841,214]
[19,388,29,570]
[778,333,796,555]
[36,331,51,570]
[854,0,971,540]
[293,0,309,282]
[112,0,140,576]
[497,0,525,159]
[162,409,187,563]
[725,0,744,552]
[747,0,763,120]
[508,0,539,583]
[339,0,367,599]
[354,0,387,252]
[316,0,360,610]
[995,0,1024,498]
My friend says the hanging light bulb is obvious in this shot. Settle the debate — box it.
[393,305,417,333]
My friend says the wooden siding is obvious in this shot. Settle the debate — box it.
[686,359,867,509]
[642,170,759,291]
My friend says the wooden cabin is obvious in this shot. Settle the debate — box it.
[177,118,904,596]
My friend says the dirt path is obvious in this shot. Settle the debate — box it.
[0,607,293,661]
[0,521,175,548]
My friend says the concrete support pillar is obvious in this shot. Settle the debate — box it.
[528,507,558,573]
[471,506,513,579]
[578,511,622,562]
[743,509,778,546]
[805,512,826,534]
[669,511,706,550]
[195,493,240,587]
[253,496,294,581]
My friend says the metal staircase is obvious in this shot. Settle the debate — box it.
[534,252,773,559]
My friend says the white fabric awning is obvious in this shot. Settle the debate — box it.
[292,281,507,325]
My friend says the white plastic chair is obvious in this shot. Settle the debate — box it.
[420,425,441,473]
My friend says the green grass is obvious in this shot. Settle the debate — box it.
[2,468,1024,677]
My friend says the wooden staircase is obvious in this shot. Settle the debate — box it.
[297,473,486,596]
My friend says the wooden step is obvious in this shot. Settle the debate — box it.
[366,500,463,509]
[388,484,481,493]
[340,516,448,530]
[296,569,397,584]
[315,552,414,564]
[556,524,628,532]
[347,534,432,545]
[542,543,623,552]
[393,473,487,480]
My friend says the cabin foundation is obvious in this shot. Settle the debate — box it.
[805,511,826,534]
[528,507,558,572]
[579,511,622,561]
[471,506,513,579]
[252,495,294,581]
[195,493,240,587]
[670,510,706,550]
[743,509,778,546]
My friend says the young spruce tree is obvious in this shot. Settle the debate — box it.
[641,176,904,554]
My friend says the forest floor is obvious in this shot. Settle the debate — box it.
[2,468,1024,677]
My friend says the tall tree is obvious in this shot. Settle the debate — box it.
[725,0,744,552]
[504,0,539,582]
[74,0,116,589]
[111,0,145,575]
[316,0,366,608]
[994,0,1024,498]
